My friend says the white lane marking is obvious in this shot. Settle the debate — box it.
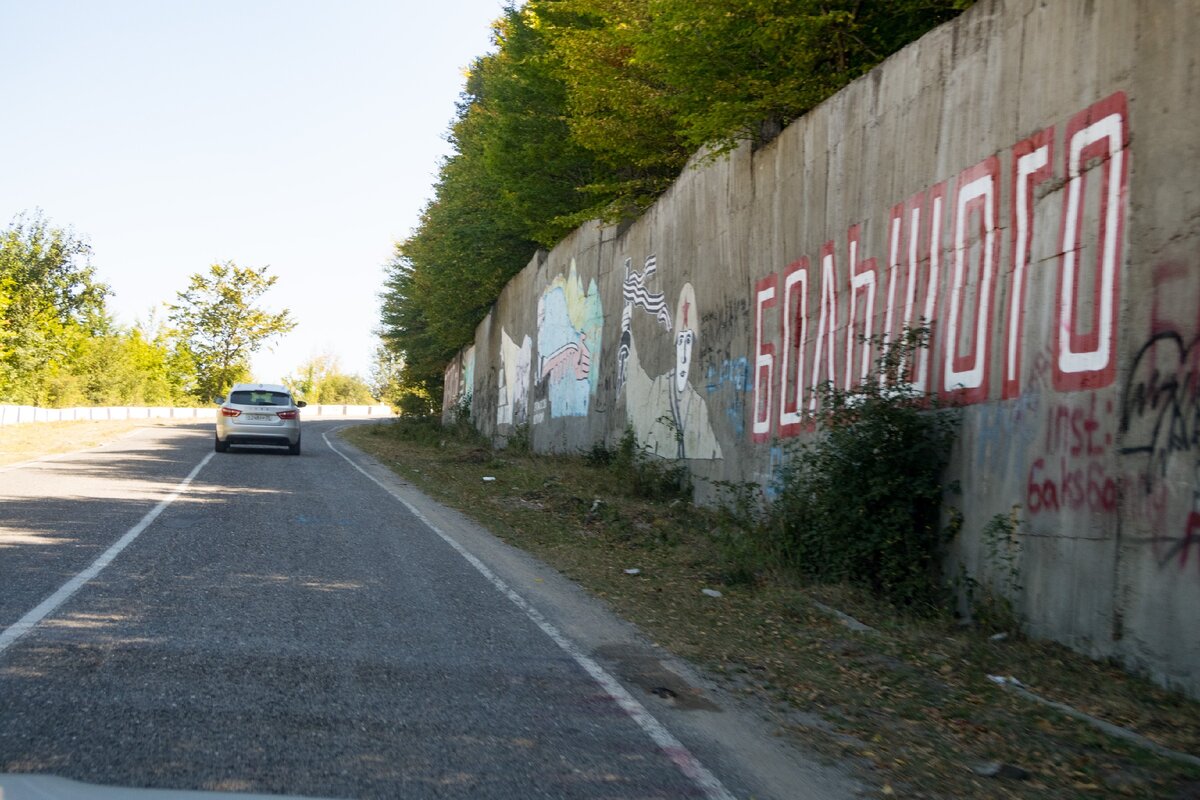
[323,429,737,800]
[0,452,215,656]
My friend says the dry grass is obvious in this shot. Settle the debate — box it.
[346,419,1200,800]
[0,418,181,466]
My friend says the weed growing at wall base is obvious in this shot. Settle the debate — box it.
[962,505,1026,633]
[586,426,693,502]
[728,327,960,610]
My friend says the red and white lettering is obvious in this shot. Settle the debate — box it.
[779,259,809,438]
[809,242,840,412]
[1004,128,1054,399]
[911,183,946,394]
[747,93,1130,446]
[943,157,1000,403]
[1054,91,1129,391]
[844,225,877,389]
[883,203,906,352]
[752,274,778,442]
[880,191,929,383]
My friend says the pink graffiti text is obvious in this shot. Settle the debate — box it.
[1026,457,1118,516]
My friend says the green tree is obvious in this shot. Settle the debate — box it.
[65,321,191,407]
[469,5,608,244]
[284,354,377,405]
[167,262,294,400]
[533,0,690,213]
[315,374,376,405]
[367,344,402,404]
[0,211,108,404]
[380,133,539,397]
[640,0,974,154]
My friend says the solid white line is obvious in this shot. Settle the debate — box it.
[0,452,215,656]
[323,429,737,800]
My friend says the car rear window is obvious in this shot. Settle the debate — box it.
[230,390,293,406]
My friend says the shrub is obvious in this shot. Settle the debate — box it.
[765,327,959,610]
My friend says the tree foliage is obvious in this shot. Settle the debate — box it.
[0,212,201,406]
[167,262,295,400]
[379,0,974,399]
[0,211,107,402]
[284,354,377,405]
[637,0,974,154]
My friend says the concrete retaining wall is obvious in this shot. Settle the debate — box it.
[444,0,1200,695]
[0,404,394,426]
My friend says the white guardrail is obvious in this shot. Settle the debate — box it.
[0,404,395,426]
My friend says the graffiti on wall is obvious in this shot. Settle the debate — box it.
[1120,262,1200,569]
[497,328,532,427]
[463,346,475,404]
[705,356,751,438]
[751,92,1130,442]
[444,361,461,409]
[536,259,603,419]
[1025,394,1119,519]
[443,345,476,410]
[623,270,722,460]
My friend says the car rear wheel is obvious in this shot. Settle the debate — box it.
[288,437,301,456]
[214,434,229,453]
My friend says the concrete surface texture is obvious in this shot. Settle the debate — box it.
[442,0,1200,696]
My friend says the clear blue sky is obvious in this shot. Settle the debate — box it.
[0,0,506,385]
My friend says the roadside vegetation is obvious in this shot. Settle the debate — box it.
[345,330,1200,798]
[0,211,378,408]
[379,0,977,404]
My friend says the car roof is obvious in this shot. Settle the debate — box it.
[229,383,291,394]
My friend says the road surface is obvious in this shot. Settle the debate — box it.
[0,421,854,799]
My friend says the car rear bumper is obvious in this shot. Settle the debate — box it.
[222,432,299,447]
[216,419,301,446]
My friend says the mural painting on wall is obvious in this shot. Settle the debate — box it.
[536,259,603,419]
[621,261,723,461]
[463,346,476,403]
[444,360,462,410]
[497,329,533,426]
[750,92,1130,454]
[444,346,474,405]
[618,255,672,391]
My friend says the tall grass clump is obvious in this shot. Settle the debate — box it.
[586,425,693,502]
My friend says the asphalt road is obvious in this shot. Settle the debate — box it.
[0,421,855,799]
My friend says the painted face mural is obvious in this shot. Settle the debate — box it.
[620,268,722,462]
[674,283,697,395]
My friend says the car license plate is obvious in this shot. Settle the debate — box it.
[250,414,270,421]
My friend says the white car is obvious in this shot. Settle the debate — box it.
[214,383,306,455]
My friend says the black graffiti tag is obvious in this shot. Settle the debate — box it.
[1119,331,1200,480]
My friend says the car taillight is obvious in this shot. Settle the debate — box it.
[220,407,242,417]
[276,410,299,420]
